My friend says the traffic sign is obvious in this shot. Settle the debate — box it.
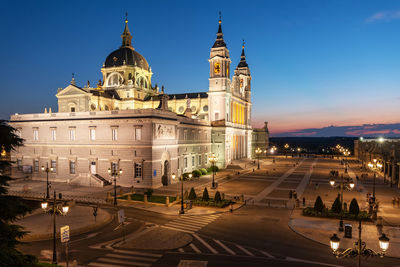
[60,225,70,243]
[118,209,125,223]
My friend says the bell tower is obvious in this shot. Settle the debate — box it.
[208,14,231,123]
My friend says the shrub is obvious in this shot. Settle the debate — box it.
[182,172,192,180]
[200,168,207,175]
[202,187,209,201]
[145,188,153,197]
[349,198,360,215]
[192,169,202,178]
[214,191,222,202]
[314,196,324,213]
[188,187,197,200]
[331,197,341,214]
[207,165,219,173]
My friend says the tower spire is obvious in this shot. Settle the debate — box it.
[121,12,132,48]
[237,39,248,68]
[212,12,226,48]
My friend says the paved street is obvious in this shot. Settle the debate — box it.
[17,156,400,266]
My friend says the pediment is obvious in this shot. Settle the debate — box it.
[56,84,90,97]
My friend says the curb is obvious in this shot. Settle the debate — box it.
[20,209,114,242]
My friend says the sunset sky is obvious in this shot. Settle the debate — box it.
[1,0,399,135]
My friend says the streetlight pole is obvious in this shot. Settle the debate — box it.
[208,154,218,189]
[41,163,53,199]
[180,174,184,214]
[41,190,70,265]
[255,148,262,170]
[108,167,122,206]
[330,174,355,232]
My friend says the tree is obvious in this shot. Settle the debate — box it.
[0,120,37,266]
[331,197,341,214]
[214,191,222,202]
[188,187,197,200]
[349,198,360,215]
[314,196,324,213]
[202,187,209,201]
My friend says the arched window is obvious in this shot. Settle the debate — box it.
[104,105,109,111]
[90,104,96,111]
[106,72,124,87]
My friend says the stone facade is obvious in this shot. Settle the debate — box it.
[9,17,269,188]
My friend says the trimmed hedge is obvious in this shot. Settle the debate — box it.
[331,197,341,214]
[202,187,209,201]
[118,194,176,203]
[192,198,232,208]
[188,187,197,200]
[200,168,207,175]
[314,196,324,213]
[303,207,370,221]
[192,169,202,178]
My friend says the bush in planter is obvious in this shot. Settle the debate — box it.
[331,197,341,214]
[200,168,207,175]
[314,196,324,213]
[192,169,202,178]
[207,165,219,173]
[145,188,153,197]
[349,198,360,215]
[214,191,222,202]
[188,187,197,200]
[202,187,209,201]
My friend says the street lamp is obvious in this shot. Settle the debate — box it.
[284,144,289,158]
[368,159,382,202]
[173,173,185,215]
[41,191,70,265]
[108,167,122,206]
[255,147,262,169]
[208,153,218,188]
[329,220,390,267]
[41,163,53,199]
[330,174,355,231]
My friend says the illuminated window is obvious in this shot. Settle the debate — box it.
[90,128,96,141]
[135,163,142,178]
[51,128,56,141]
[135,127,142,140]
[70,161,76,174]
[112,127,118,141]
[51,160,57,173]
[69,128,76,141]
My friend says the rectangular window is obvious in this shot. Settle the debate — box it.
[17,159,22,170]
[34,159,39,172]
[192,156,195,166]
[184,157,188,168]
[33,128,39,141]
[90,128,96,141]
[51,128,56,141]
[69,161,75,174]
[199,155,202,165]
[69,128,76,141]
[70,107,76,112]
[184,130,187,140]
[135,128,142,140]
[112,128,118,141]
[51,160,56,173]
[135,163,142,178]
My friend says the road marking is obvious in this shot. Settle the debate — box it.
[178,260,208,267]
[112,249,162,257]
[162,214,221,233]
[235,244,254,256]
[193,234,218,254]
[96,257,151,266]
[213,239,236,255]
[259,250,273,258]
[105,253,158,262]
[189,243,201,253]
[161,226,194,234]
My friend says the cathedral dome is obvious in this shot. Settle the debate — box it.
[104,46,149,70]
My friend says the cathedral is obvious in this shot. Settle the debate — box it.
[10,17,269,188]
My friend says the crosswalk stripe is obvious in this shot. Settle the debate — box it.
[97,257,151,266]
[113,249,162,257]
[190,243,201,253]
[88,262,122,267]
[213,239,236,255]
[162,225,194,234]
[178,217,218,223]
[193,234,218,254]
[260,250,273,258]
[165,220,205,228]
[236,244,254,256]
[105,253,159,262]
[164,222,201,231]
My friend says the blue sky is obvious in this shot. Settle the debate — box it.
[1,0,399,134]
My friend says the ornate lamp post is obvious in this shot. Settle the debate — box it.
[108,167,122,206]
[41,191,70,265]
[330,174,355,231]
[41,163,53,199]
[330,220,390,267]
[208,153,218,188]
[173,173,185,215]
[284,143,289,158]
[255,147,262,169]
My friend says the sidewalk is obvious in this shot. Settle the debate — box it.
[19,205,112,241]
[289,209,400,258]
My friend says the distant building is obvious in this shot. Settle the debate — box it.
[10,17,269,188]
[354,138,400,188]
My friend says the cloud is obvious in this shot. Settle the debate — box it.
[366,10,400,23]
